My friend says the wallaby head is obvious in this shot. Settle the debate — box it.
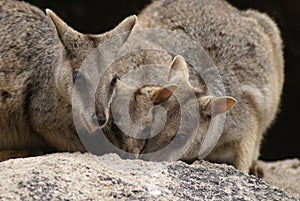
[108,55,236,159]
[46,9,137,131]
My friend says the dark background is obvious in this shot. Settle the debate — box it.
[24,0,299,161]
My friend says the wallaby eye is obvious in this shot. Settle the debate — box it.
[92,113,98,122]
[110,75,120,87]
[73,70,81,82]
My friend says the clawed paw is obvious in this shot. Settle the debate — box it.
[250,161,264,178]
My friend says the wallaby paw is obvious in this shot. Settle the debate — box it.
[250,161,264,178]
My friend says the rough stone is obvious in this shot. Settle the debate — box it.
[258,159,300,196]
[0,153,298,200]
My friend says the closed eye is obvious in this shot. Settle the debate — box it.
[73,70,82,83]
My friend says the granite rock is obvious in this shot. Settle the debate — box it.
[0,153,298,200]
[258,159,300,197]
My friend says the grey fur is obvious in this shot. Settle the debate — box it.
[0,0,136,161]
[106,0,284,176]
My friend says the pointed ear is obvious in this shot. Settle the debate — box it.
[150,85,177,105]
[47,9,137,53]
[202,96,236,115]
[115,78,123,90]
[114,77,131,93]
[46,9,84,51]
[94,15,137,47]
[168,55,189,83]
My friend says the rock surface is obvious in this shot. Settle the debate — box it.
[0,153,298,200]
[258,159,300,196]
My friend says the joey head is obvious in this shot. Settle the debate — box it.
[108,56,236,163]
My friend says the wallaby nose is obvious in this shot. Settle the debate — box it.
[92,113,107,127]
[82,114,99,133]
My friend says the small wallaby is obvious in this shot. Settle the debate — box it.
[0,0,136,161]
[106,0,284,177]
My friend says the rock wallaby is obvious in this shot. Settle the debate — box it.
[0,0,137,161]
[106,0,284,177]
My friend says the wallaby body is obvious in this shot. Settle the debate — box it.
[107,0,284,176]
[0,0,136,161]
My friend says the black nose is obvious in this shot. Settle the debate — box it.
[111,123,119,131]
[93,113,107,126]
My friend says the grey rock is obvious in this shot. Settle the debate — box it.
[258,159,300,197]
[0,153,298,200]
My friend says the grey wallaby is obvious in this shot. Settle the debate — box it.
[106,0,284,177]
[0,0,137,161]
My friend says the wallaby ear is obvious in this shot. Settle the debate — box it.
[168,55,189,83]
[114,77,131,93]
[150,85,177,105]
[46,9,83,52]
[202,96,237,115]
[94,15,137,47]
[115,78,123,89]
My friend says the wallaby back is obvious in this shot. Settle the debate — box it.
[0,0,62,153]
[107,0,284,176]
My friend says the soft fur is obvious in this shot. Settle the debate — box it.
[106,0,284,177]
[0,0,136,161]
